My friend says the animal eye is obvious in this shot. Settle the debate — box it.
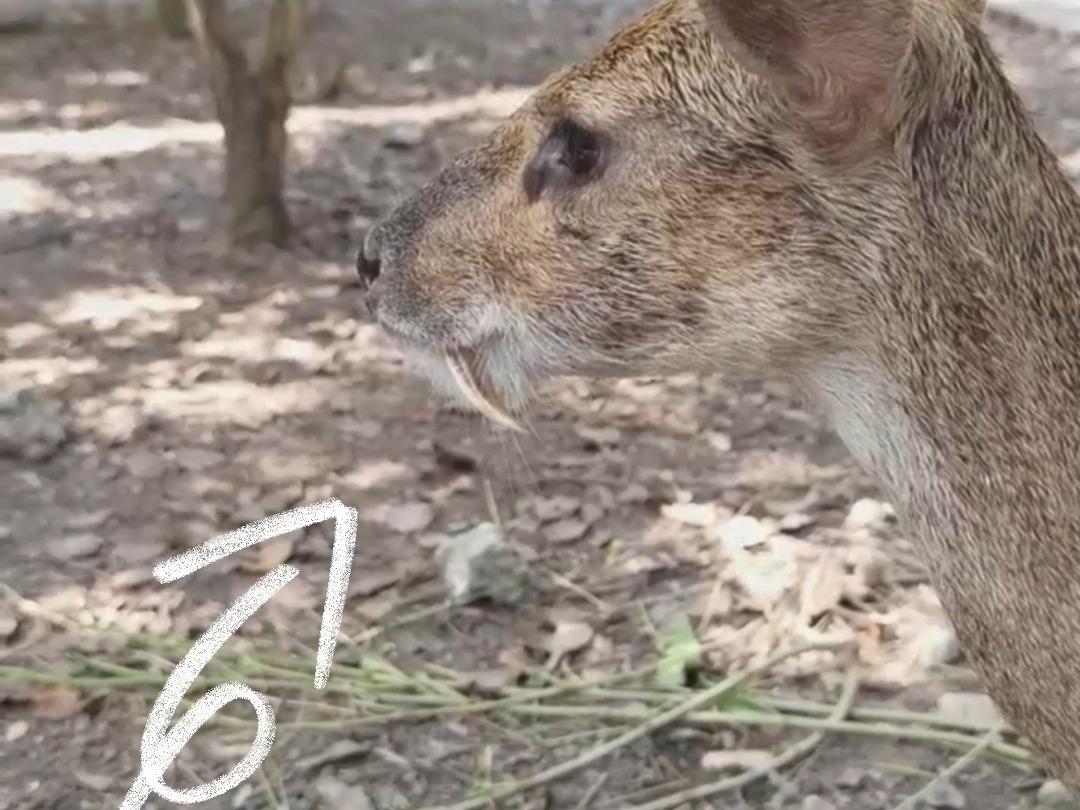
[557,121,602,176]
[523,118,607,201]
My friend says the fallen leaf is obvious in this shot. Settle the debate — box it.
[544,621,595,669]
[383,501,435,534]
[48,532,103,559]
[844,498,894,532]
[798,553,846,619]
[348,567,402,599]
[296,739,373,773]
[701,749,775,772]
[239,535,294,574]
[74,770,114,791]
[497,644,533,672]
[5,720,29,742]
[456,667,519,696]
[532,495,581,523]
[655,615,700,689]
[661,501,716,528]
[543,518,589,544]
[0,603,17,639]
[714,515,773,550]
[30,686,82,719]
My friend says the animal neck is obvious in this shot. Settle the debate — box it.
[802,25,1080,786]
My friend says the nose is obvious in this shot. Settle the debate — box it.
[356,229,381,290]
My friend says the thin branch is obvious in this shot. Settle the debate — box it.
[418,641,851,810]
[890,723,1006,810]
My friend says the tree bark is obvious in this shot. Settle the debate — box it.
[184,0,306,247]
[155,0,190,40]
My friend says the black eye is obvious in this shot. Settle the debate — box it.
[523,118,607,201]
[557,120,602,176]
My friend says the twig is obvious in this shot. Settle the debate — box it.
[890,723,1006,810]
[574,773,610,810]
[418,641,850,810]
[621,670,859,810]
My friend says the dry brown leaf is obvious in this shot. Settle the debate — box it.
[798,553,846,620]
[239,536,295,574]
[498,644,533,675]
[544,621,595,669]
[30,686,82,719]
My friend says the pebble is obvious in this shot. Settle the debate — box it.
[921,778,966,809]
[48,532,103,559]
[800,797,837,810]
[1037,780,1080,808]
[384,122,425,149]
[844,497,894,531]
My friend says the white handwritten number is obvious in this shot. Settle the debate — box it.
[119,498,359,809]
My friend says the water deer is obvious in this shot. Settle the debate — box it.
[356,0,1080,794]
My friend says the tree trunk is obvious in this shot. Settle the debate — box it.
[184,0,306,248]
[155,0,190,40]
[220,68,291,246]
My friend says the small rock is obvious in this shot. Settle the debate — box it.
[532,495,581,523]
[49,532,103,559]
[0,388,69,462]
[1037,779,1080,808]
[5,720,29,742]
[779,512,815,533]
[921,778,966,809]
[707,431,733,453]
[836,767,868,790]
[714,515,773,549]
[844,498,894,532]
[575,425,621,447]
[384,122,425,149]
[383,501,435,534]
[435,523,505,603]
[314,772,374,810]
[801,797,837,810]
[544,518,589,544]
[935,692,1003,728]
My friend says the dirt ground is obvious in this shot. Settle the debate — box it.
[3,2,1080,809]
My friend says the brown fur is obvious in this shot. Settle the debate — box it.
[359,0,1080,791]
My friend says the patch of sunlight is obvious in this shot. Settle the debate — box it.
[0,356,104,387]
[47,287,205,330]
[65,69,148,88]
[181,333,334,367]
[139,378,335,427]
[0,174,68,219]
[0,86,535,160]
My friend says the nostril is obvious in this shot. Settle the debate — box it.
[356,248,380,287]
[356,229,381,287]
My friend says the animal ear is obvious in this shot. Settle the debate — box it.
[695,0,914,159]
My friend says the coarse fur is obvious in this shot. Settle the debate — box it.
[358,0,1080,792]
